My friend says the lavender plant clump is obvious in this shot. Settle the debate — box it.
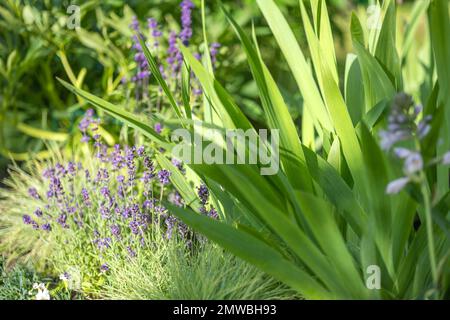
[21,110,217,273]
[125,0,220,106]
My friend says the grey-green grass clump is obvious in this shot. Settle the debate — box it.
[101,235,297,300]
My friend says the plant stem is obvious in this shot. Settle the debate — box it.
[419,177,438,289]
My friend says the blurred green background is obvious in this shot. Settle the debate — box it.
[0,0,418,180]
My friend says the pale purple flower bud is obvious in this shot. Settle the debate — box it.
[386,177,410,194]
[393,147,412,159]
[403,152,423,175]
[442,151,450,165]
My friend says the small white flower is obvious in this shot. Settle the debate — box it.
[35,288,50,300]
[32,283,50,300]
[386,177,410,194]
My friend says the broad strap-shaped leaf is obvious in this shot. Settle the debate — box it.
[401,0,430,62]
[344,54,364,125]
[256,0,333,133]
[374,0,402,90]
[309,0,339,83]
[296,191,369,299]
[178,43,254,132]
[352,40,396,112]
[429,0,450,197]
[223,7,313,192]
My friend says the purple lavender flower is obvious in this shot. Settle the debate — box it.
[141,170,155,184]
[31,221,39,230]
[167,31,180,74]
[144,156,154,171]
[154,205,167,215]
[41,223,52,232]
[136,146,145,157]
[197,184,209,205]
[81,188,91,207]
[154,122,163,134]
[55,163,67,177]
[85,169,91,181]
[208,207,218,219]
[28,187,40,199]
[130,16,139,31]
[180,0,195,45]
[34,208,43,217]
[127,246,137,258]
[168,191,183,207]
[22,214,32,225]
[165,215,177,239]
[100,186,111,199]
[110,224,121,239]
[130,16,150,101]
[171,158,185,174]
[148,18,162,47]
[129,220,140,235]
[67,162,77,176]
[210,42,220,66]
[95,237,111,251]
[57,214,68,228]
[79,109,96,143]
[157,169,171,185]
[100,205,111,220]
[47,176,64,199]
[100,263,109,273]
[122,206,132,219]
[42,168,55,179]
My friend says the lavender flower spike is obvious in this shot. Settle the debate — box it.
[158,169,171,186]
[180,0,195,45]
[197,184,209,205]
[148,18,162,47]
[210,42,220,66]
